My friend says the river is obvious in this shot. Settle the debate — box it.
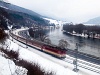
[47,26,100,57]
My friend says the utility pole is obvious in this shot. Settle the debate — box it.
[73,43,79,72]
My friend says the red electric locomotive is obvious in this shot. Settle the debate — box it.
[10,32,67,58]
[42,45,66,58]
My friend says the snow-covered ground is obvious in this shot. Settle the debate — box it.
[65,31,100,39]
[0,49,27,75]
[0,54,15,75]
[8,38,77,75]
[44,18,68,26]
[0,5,9,9]
[0,28,100,75]
[1,36,98,75]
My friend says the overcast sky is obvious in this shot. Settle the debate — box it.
[8,0,100,23]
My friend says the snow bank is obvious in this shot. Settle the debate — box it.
[6,38,78,75]
[19,47,78,75]
[3,37,99,75]
[0,52,15,75]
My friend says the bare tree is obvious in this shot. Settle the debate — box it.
[44,37,51,44]
[58,39,69,49]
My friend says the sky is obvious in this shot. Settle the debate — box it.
[7,0,100,23]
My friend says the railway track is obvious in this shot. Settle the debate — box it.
[19,29,100,64]
[10,29,100,74]
[63,55,100,74]
[67,49,100,65]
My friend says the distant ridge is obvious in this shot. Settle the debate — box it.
[84,17,100,25]
[0,1,41,17]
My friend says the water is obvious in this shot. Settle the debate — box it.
[47,26,100,57]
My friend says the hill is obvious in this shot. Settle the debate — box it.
[84,17,100,25]
[0,1,49,29]
[0,1,40,17]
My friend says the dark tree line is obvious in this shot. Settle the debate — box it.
[28,27,48,41]
[63,23,100,38]
[0,7,11,29]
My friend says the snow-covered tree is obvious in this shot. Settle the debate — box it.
[58,39,69,49]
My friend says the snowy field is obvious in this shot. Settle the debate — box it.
[0,35,99,75]
[8,38,77,75]
[0,28,100,75]
[0,54,15,75]
[0,50,27,75]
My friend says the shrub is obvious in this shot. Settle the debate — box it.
[0,48,54,75]
[16,60,54,75]
[0,48,19,59]
[0,28,8,43]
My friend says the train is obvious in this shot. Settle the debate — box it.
[10,31,67,58]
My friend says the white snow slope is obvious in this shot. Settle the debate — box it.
[0,29,100,75]
[0,50,27,75]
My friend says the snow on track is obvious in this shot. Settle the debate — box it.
[8,28,100,75]
[8,38,78,75]
[9,37,100,75]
